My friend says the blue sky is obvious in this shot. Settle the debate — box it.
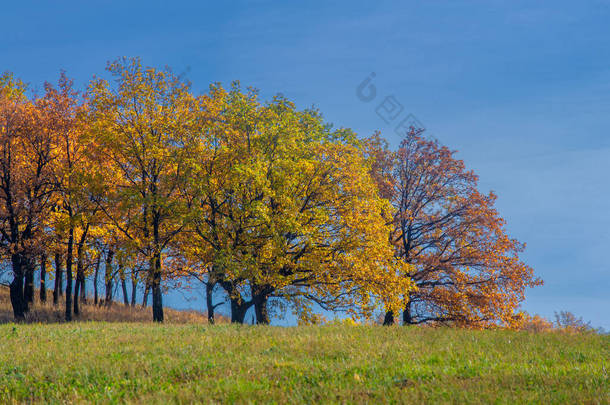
[2,1,609,328]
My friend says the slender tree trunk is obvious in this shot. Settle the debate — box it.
[130,277,137,307]
[73,279,81,314]
[383,311,395,326]
[151,252,163,322]
[120,266,129,305]
[142,281,150,307]
[9,254,26,320]
[53,253,63,305]
[104,248,114,306]
[151,208,164,322]
[73,245,84,316]
[73,277,80,314]
[65,227,74,321]
[23,257,35,307]
[39,254,47,303]
[79,272,86,303]
[93,253,100,305]
[205,281,215,324]
[121,278,129,305]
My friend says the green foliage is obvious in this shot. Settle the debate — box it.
[180,83,411,321]
[0,71,27,100]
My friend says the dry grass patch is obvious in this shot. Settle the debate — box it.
[0,286,224,324]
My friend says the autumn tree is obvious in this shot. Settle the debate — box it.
[44,72,101,320]
[180,84,411,324]
[87,58,196,322]
[0,72,57,319]
[366,129,542,327]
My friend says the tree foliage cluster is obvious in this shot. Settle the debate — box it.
[0,59,540,326]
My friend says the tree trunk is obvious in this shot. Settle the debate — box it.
[120,267,129,305]
[254,296,270,325]
[130,277,137,307]
[104,248,114,306]
[73,245,84,316]
[252,285,273,325]
[151,280,163,322]
[65,227,74,321]
[230,297,251,324]
[151,253,163,322]
[23,257,35,307]
[383,311,395,326]
[221,281,253,324]
[142,281,150,307]
[93,253,100,305]
[9,254,26,320]
[402,300,413,325]
[205,281,215,324]
[73,276,80,315]
[79,272,86,303]
[150,209,164,322]
[39,254,47,303]
[53,253,63,305]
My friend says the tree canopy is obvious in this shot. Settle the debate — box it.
[0,59,540,327]
[365,129,543,327]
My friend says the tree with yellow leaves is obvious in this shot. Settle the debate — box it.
[87,58,197,322]
[43,72,104,320]
[180,83,411,323]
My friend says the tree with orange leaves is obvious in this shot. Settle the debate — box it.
[0,72,58,319]
[366,129,542,327]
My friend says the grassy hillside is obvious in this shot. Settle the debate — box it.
[0,323,607,404]
[0,286,215,324]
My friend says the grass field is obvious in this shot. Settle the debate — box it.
[0,323,607,404]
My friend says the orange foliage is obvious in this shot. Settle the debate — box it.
[366,129,543,327]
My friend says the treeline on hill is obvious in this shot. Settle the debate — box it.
[0,58,542,326]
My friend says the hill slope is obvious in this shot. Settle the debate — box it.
[0,323,607,404]
[0,286,213,324]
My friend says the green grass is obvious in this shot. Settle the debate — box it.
[0,323,607,404]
